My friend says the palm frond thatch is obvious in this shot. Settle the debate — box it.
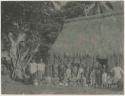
[50,12,123,58]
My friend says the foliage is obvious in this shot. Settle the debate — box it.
[1,1,64,79]
[62,1,114,18]
[2,1,64,57]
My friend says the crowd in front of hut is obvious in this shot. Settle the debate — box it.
[23,54,123,89]
[1,54,124,89]
[49,58,123,88]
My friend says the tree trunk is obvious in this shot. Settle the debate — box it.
[8,32,27,80]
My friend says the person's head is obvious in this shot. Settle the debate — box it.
[115,63,119,67]
[92,68,95,72]
[3,57,6,60]
[107,73,111,77]
[69,57,73,63]
[67,64,71,68]
[54,73,58,78]
[95,61,99,64]
[73,65,77,71]
[79,64,83,67]
[103,69,107,73]
[20,41,25,47]
[40,58,43,62]
[31,59,36,63]
[74,65,77,68]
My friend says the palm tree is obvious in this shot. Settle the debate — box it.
[52,1,114,17]
[84,1,114,16]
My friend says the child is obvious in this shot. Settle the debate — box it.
[107,74,112,88]
[102,71,108,88]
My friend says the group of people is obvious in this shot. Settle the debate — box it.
[1,55,124,89]
[50,59,123,88]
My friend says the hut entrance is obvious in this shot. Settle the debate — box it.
[96,58,108,72]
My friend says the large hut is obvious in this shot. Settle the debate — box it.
[49,10,124,69]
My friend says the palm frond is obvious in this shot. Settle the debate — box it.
[105,2,114,10]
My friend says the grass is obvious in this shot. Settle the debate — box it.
[2,75,123,94]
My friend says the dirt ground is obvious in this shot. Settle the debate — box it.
[1,75,123,94]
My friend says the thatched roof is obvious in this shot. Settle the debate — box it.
[50,11,124,58]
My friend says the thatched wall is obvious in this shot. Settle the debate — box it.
[50,11,124,58]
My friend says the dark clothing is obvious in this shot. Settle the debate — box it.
[58,65,65,81]
[95,69,102,86]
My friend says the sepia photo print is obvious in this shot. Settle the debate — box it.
[1,1,124,94]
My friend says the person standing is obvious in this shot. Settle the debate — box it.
[95,68,102,87]
[111,64,124,88]
[58,64,65,82]
[86,67,91,86]
[1,57,9,75]
[107,73,112,88]
[102,70,108,88]
[77,66,84,86]
[64,64,72,83]
[90,69,96,87]
[71,65,78,86]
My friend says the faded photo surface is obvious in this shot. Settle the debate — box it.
[1,1,124,94]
